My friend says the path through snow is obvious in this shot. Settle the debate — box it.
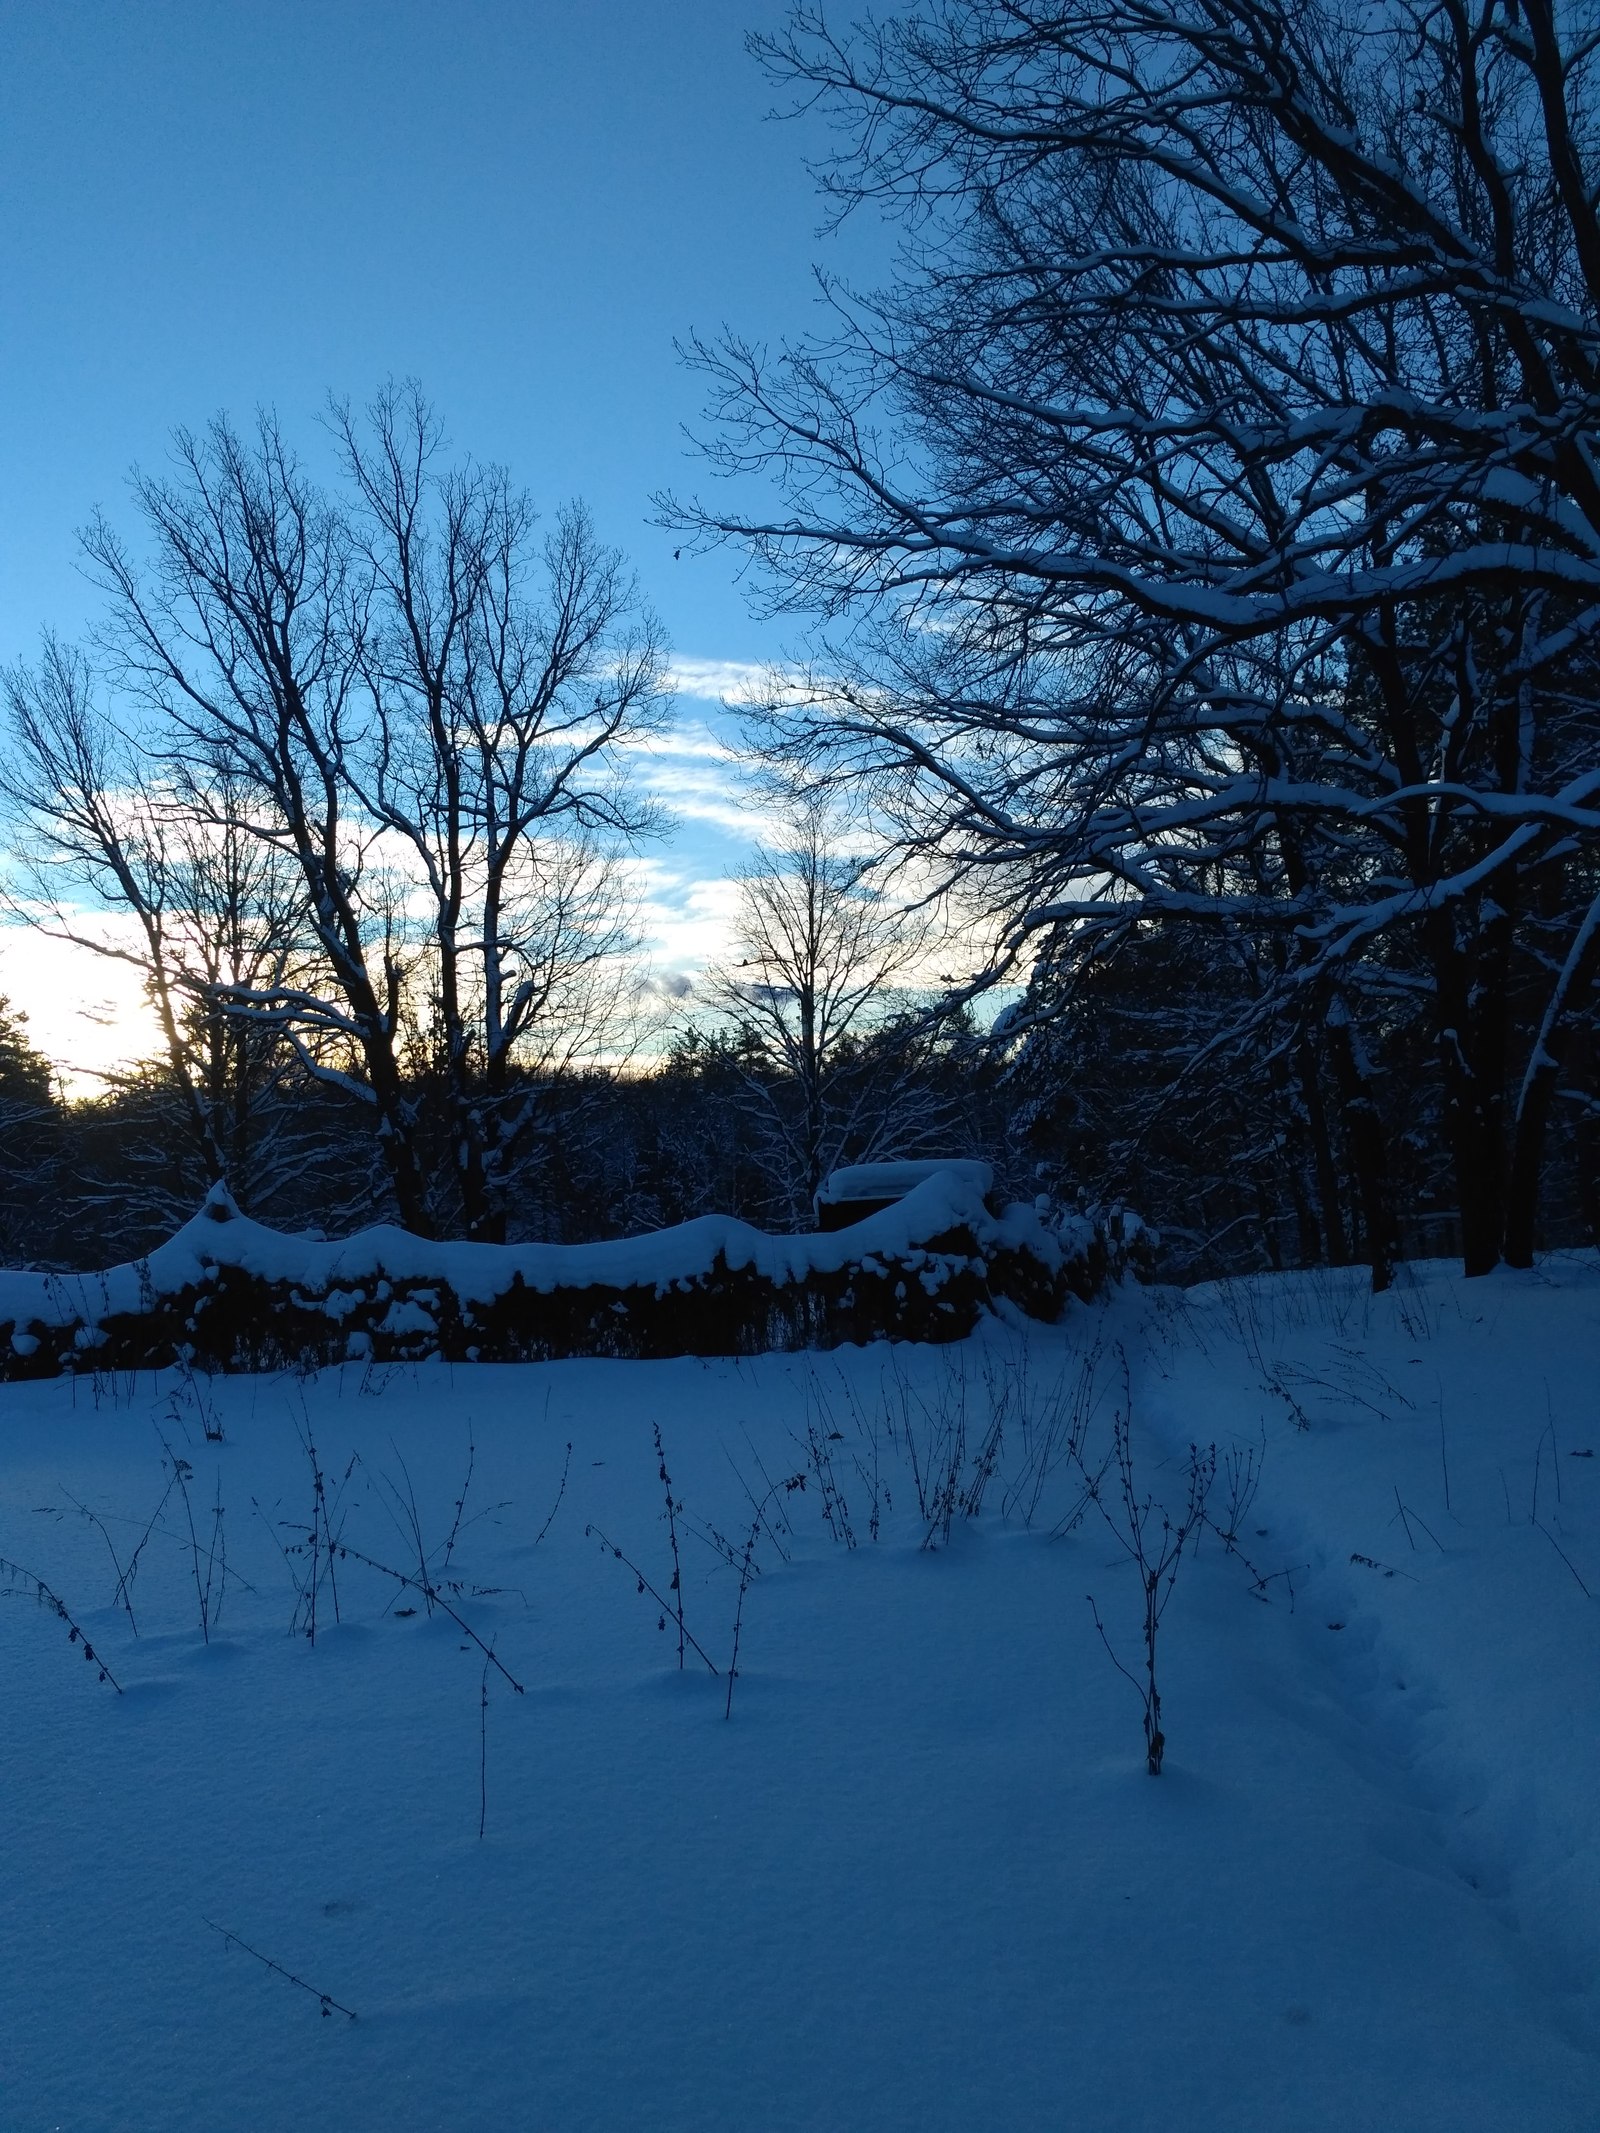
[1,1260,1595,2129]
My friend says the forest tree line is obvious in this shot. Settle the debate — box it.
[6,0,1600,1285]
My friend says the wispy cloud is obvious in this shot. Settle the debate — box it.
[627,717,762,838]
[640,770,759,838]
[664,656,819,709]
[632,872,745,980]
[643,735,737,763]
[623,717,739,766]
[665,656,775,704]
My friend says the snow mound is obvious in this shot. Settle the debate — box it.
[815,1159,995,1207]
[0,1174,1129,1375]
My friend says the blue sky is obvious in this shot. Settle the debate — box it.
[0,0,883,1076]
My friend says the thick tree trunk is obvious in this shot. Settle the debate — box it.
[1324,1000,1398,1292]
[458,1081,504,1244]
[371,1076,433,1238]
[448,1050,494,1243]
[1264,1041,1323,1264]
[1576,1101,1600,1249]
[1297,1034,1348,1265]
[1504,890,1600,1267]
[1504,1056,1557,1270]
[1426,905,1509,1277]
[1438,1028,1504,1277]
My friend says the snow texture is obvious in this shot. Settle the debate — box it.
[1,1254,1596,2129]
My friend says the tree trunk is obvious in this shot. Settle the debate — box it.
[1505,1054,1557,1270]
[1324,999,1398,1292]
[1296,1034,1348,1265]
[1504,889,1600,1267]
[370,1075,432,1238]
[1425,904,1507,1277]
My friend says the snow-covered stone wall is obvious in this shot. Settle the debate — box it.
[0,1175,1137,1378]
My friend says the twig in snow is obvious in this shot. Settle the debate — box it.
[283,1410,356,1641]
[377,1441,432,1612]
[479,1640,494,1839]
[534,1441,573,1547]
[1394,1486,1417,1551]
[1209,1432,1265,1551]
[156,1429,221,1643]
[1533,1519,1594,1599]
[1086,1589,1151,1730]
[1544,1385,1563,1506]
[1350,1551,1420,1584]
[1391,1489,1444,1551]
[202,1918,356,2021]
[724,1472,807,1721]
[724,1519,762,1721]
[0,1554,122,1690]
[1078,1355,1213,1776]
[441,1428,475,1574]
[55,1485,144,1633]
[728,1431,797,1565]
[584,1520,719,1676]
[330,1541,526,1693]
[653,1423,689,1665]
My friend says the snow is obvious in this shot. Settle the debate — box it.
[1,1256,1596,2128]
[815,1157,994,1205]
[0,1171,1049,1337]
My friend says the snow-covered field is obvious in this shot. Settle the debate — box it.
[2,1259,1597,2131]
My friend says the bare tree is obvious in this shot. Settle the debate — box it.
[2,636,308,1209]
[78,387,670,1238]
[669,0,1600,1277]
[328,387,669,1234]
[706,799,951,1220]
